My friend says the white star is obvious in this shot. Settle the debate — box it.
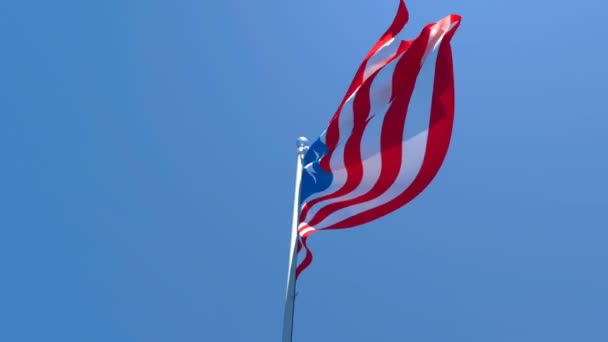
[304,163,318,184]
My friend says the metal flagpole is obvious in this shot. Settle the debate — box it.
[282,137,309,342]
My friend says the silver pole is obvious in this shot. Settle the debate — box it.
[282,137,309,342]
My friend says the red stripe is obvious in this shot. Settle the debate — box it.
[342,0,409,103]
[319,0,409,175]
[304,26,433,228]
[295,231,315,279]
[328,16,461,229]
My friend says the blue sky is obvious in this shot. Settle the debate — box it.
[1,0,607,341]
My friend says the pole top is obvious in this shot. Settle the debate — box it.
[296,137,309,155]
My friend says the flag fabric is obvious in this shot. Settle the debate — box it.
[296,0,461,278]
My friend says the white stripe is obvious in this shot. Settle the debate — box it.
[298,225,316,237]
[422,17,456,63]
[364,38,401,79]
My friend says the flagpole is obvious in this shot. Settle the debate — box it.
[282,137,309,342]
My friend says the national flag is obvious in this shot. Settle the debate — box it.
[296,0,461,278]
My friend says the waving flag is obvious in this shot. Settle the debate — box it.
[296,1,461,278]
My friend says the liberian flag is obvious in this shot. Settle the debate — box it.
[296,1,461,278]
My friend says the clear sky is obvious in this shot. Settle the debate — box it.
[1,0,607,341]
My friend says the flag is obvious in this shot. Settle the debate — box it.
[296,1,461,278]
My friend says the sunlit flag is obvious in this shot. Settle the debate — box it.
[296,1,462,278]
[283,2,461,341]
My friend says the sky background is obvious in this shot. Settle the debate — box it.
[1,0,607,341]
